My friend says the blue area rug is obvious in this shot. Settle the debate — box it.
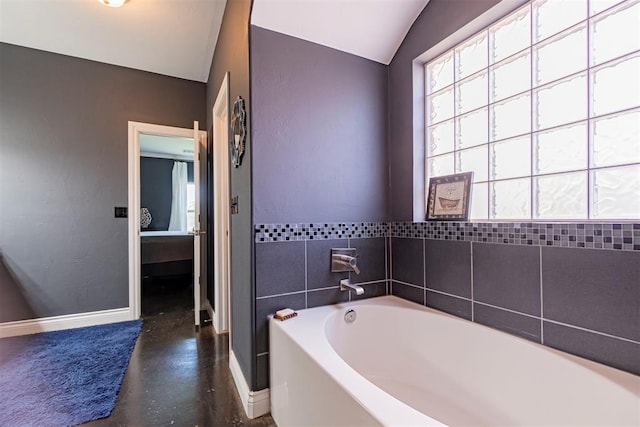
[0,320,142,427]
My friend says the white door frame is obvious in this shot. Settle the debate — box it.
[212,73,231,334]
[127,121,207,321]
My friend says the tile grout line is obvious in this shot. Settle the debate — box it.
[385,235,389,296]
[470,242,475,322]
[389,237,394,296]
[426,287,473,302]
[304,240,308,309]
[256,290,307,300]
[540,245,544,344]
[544,318,640,345]
[348,238,352,302]
[473,300,541,320]
[423,238,427,306]
[257,281,390,302]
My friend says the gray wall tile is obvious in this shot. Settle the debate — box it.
[542,247,640,342]
[307,287,349,309]
[426,291,472,320]
[474,304,541,343]
[255,241,306,297]
[425,240,471,298]
[391,281,424,305]
[544,321,640,375]
[352,281,388,301]
[307,239,346,290]
[255,293,306,354]
[473,243,541,316]
[350,237,386,283]
[256,353,269,390]
[391,238,425,286]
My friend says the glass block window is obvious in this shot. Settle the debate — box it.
[425,0,640,220]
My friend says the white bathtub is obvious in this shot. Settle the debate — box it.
[270,296,639,426]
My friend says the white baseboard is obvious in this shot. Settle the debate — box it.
[0,307,134,338]
[229,350,270,419]
[204,299,221,333]
[204,299,215,324]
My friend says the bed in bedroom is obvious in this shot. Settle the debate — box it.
[140,231,193,278]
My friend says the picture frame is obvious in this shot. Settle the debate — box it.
[426,172,473,221]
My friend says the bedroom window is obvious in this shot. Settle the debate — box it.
[187,183,196,231]
[425,0,640,220]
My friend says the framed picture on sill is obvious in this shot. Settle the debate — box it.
[426,172,473,221]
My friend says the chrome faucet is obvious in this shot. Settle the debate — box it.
[340,278,364,296]
[331,249,361,275]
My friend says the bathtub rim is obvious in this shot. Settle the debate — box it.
[270,296,445,426]
[270,295,640,426]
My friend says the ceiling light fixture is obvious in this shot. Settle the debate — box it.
[98,0,127,7]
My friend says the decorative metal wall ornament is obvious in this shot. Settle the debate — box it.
[140,207,152,229]
[230,96,247,167]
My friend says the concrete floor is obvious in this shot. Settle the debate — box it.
[83,277,276,427]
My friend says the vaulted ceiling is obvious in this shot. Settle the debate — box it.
[0,0,429,82]
[251,0,430,64]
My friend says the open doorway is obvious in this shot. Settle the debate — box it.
[138,134,195,316]
[128,122,207,326]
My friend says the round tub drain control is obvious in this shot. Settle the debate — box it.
[344,309,356,323]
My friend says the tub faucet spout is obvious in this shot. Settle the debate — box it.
[340,279,364,296]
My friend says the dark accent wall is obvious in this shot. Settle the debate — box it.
[140,157,194,231]
[251,26,388,223]
[0,43,205,322]
[205,0,254,390]
[249,27,390,390]
[388,0,500,221]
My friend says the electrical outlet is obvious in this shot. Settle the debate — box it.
[231,196,239,215]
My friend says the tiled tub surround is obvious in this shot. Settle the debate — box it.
[390,237,640,375]
[254,221,640,389]
[254,233,388,389]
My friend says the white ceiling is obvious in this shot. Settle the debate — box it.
[251,0,430,64]
[0,0,226,83]
[140,134,194,159]
[0,0,429,82]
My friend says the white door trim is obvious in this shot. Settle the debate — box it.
[212,73,231,334]
[127,121,206,320]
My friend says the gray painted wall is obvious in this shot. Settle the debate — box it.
[251,26,388,224]
[140,157,193,231]
[0,43,206,322]
[249,26,390,390]
[205,0,255,389]
[388,0,501,220]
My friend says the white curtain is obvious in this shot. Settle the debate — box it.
[168,161,188,232]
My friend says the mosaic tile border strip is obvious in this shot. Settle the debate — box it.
[256,221,640,251]
[254,222,388,242]
[390,222,640,251]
